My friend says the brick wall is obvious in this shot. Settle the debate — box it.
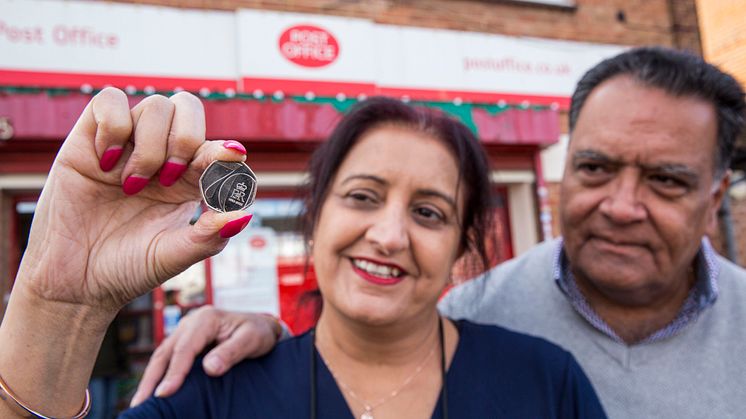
[671,0,703,54]
[110,0,679,47]
[694,0,746,264]
[697,0,746,86]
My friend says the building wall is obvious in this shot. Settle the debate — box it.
[696,0,746,86]
[112,0,679,47]
[0,0,703,299]
[671,0,703,54]
[696,0,746,264]
[107,0,699,235]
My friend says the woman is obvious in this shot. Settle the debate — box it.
[0,91,605,418]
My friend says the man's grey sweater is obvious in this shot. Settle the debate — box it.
[439,238,746,419]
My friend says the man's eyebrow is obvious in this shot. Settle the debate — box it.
[572,150,700,184]
[641,163,699,184]
[571,150,617,165]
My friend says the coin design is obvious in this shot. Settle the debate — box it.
[199,161,257,212]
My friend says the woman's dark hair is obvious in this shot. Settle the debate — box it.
[301,96,495,272]
[296,97,496,328]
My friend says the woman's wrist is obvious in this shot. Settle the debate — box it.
[0,373,91,419]
[0,283,114,418]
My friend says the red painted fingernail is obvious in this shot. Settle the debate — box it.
[219,214,253,239]
[159,161,188,187]
[123,175,149,195]
[100,147,123,172]
[223,140,246,155]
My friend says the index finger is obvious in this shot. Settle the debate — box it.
[130,335,176,407]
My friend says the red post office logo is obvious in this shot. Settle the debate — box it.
[279,24,339,68]
[249,236,267,249]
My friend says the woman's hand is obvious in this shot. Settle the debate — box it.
[0,88,254,418]
[16,87,251,315]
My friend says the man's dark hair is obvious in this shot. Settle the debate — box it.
[569,46,746,177]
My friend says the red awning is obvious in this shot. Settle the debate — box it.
[0,92,559,145]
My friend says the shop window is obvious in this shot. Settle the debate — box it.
[8,199,37,284]
[210,197,318,335]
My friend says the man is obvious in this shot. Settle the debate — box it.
[132,47,746,418]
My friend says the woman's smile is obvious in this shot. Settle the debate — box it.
[350,257,407,286]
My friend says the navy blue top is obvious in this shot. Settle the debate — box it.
[122,320,606,418]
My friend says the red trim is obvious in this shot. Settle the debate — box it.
[241,77,375,96]
[1,92,559,146]
[494,186,514,261]
[204,258,214,306]
[153,287,165,345]
[242,77,570,109]
[2,70,569,108]
[378,86,569,109]
[0,69,237,91]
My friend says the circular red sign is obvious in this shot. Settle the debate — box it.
[249,236,267,249]
[278,24,339,68]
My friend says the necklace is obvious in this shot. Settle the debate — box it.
[320,342,435,419]
[310,318,449,419]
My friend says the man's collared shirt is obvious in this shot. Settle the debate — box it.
[554,238,719,344]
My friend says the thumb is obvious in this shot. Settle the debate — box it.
[157,210,253,279]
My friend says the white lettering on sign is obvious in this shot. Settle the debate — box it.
[278,25,339,68]
[281,40,335,61]
[289,28,328,44]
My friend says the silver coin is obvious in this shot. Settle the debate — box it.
[199,161,257,212]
